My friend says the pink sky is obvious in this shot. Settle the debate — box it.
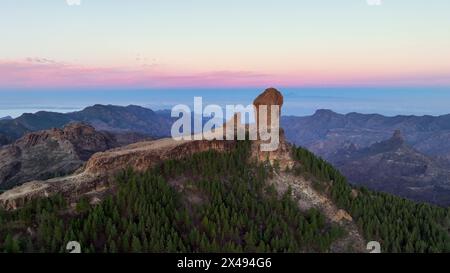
[1,1,450,89]
[1,59,449,89]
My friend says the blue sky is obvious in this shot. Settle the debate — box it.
[1,1,450,117]
[1,0,450,88]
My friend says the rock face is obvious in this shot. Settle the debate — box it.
[85,139,237,175]
[0,123,148,190]
[252,88,291,169]
[253,87,283,128]
[268,172,364,252]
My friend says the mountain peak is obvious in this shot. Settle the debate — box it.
[253,87,284,127]
[387,130,405,147]
[391,129,404,142]
[253,87,284,107]
[0,116,13,121]
[313,109,338,117]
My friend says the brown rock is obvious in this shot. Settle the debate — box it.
[0,123,149,190]
[253,87,284,127]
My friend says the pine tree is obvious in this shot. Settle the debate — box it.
[131,236,142,252]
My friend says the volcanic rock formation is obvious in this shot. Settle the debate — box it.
[0,123,149,190]
[253,87,283,129]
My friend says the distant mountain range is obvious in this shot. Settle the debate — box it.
[282,109,450,160]
[2,105,450,205]
[282,110,450,205]
[329,130,450,205]
[0,105,173,146]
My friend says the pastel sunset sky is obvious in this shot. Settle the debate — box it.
[1,0,450,89]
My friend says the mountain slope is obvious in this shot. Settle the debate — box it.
[0,137,449,253]
[282,109,450,160]
[69,104,173,136]
[0,140,360,253]
[329,131,450,205]
[282,110,450,205]
[291,146,450,253]
[0,123,149,190]
[0,105,173,146]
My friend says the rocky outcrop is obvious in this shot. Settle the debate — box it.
[0,123,148,190]
[249,129,294,170]
[250,88,291,168]
[332,130,450,205]
[85,138,237,175]
[253,87,283,129]
[268,172,364,252]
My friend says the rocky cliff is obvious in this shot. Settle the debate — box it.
[0,123,149,190]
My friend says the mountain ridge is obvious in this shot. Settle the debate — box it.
[0,104,173,146]
[282,109,450,165]
[329,130,450,205]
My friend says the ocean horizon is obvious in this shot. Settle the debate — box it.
[1,87,450,118]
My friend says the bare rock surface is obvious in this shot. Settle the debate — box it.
[269,172,365,252]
